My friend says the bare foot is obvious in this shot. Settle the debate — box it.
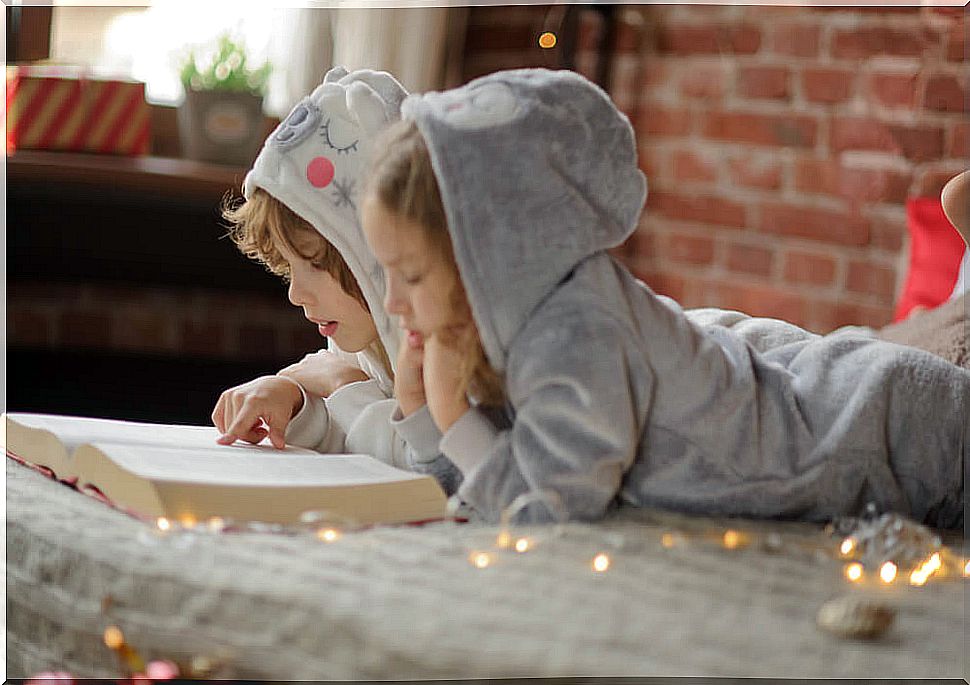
[941,170,969,248]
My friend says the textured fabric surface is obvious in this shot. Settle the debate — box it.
[7,460,966,680]
[879,293,969,370]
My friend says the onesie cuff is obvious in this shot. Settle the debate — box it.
[439,408,498,476]
[283,379,330,448]
[390,404,443,462]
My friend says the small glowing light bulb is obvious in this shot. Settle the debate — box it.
[723,530,741,549]
[879,561,897,583]
[538,31,557,49]
[839,538,855,556]
[103,625,125,649]
[316,528,341,542]
[514,537,532,553]
[206,516,225,532]
[469,552,491,569]
[495,529,511,549]
[179,514,197,529]
[844,562,864,582]
[909,568,928,586]
[592,553,610,572]
[963,559,969,577]
[156,517,171,531]
[661,532,676,548]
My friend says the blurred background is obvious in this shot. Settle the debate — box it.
[6,2,967,424]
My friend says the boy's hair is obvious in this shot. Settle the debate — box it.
[223,189,392,376]
[367,119,505,407]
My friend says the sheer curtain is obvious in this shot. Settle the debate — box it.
[269,7,463,115]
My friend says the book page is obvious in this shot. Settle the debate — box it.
[88,442,426,487]
[7,413,319,457]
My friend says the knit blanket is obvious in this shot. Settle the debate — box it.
[878,293,969,370]
[6,460,965,680]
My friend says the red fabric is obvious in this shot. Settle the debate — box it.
[894,198,965,322]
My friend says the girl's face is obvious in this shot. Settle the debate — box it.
[362,197,464,338]
[280,233,378,353]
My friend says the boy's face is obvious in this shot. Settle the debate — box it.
[280,232,379,353]
[362,197,465,339]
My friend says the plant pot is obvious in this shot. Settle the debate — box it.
[178,89,265,167]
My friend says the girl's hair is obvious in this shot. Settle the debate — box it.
[222,189,392,378]
[367,119,505,407]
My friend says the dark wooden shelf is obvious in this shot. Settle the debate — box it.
[6,149,248,204]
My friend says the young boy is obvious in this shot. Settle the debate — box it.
[212,67,460,495]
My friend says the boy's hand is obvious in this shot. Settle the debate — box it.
[212,375,305,449]
[423,327,471,433]
[395,329,427,417]
[277,349,370,397]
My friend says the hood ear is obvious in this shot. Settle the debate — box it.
[323,65,349,83]
[346,81,392,136]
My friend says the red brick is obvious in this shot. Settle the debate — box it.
[680,63,729,99]
[671,150,718,183]
[808,300,892,332]
[831,28,929,60]
[637,105,692,137]
[59,312,112,349]
[918,167,968,198]
[770,23,820,58]
[794,160,911,204]
[870,219,906,252]
[659,231,716,265]
[658,24,760,55]
[8,306,53,346]
[869,73,918,109]
[802,68,853,104]
[631,268,688,302]
[647,191,747,228]
[614,15,643,54]
[726,243,774,277]
[715,283,808,325]
[949,121,970,158]
[784,251,837,286]
[924,74,966,113]
[728,155,783,190]
[831,118,944,162]
[845,261,897,301]
[759,203,870,246]
[738,66,791,100]
[703,112,816,148]
[947,22,965,62]
[658,26,720,54]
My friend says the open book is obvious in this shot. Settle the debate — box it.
[4,412,447,526]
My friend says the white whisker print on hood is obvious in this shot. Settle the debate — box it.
[242,67,461,493]
[402,68,968,526]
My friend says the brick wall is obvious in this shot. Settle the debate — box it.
[464,4,968,332]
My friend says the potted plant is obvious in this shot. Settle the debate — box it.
[177,34,271,167]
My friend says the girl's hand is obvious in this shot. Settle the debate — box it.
[277,349,369,397]
[423,327,471,433]
[395,329,427,417]
[212,375,305,449]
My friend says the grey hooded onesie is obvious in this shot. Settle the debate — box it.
[400,69,969,527]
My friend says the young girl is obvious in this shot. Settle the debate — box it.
[212,66,460,494]
[361,68,969,528]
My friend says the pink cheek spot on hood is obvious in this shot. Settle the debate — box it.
[307,156,335,188]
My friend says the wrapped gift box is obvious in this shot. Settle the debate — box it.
[6,66,151,155]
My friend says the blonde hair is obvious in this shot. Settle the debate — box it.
[366,120,505,407]
[222,188,392,378]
